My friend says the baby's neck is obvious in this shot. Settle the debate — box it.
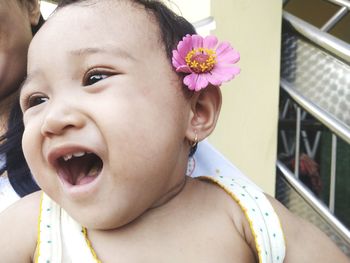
[148,176,188,211]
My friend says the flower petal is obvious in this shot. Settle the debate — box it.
[183,73,209,91]
[194,74,209,91]
[216,42,240,63]
[172,50,185,68]
[203,35,218,49]
[217,49,240,64]
[191,35,203,49]
[183,73,197,91]
[206,73,223,86]
[177,35,193,59]
[216,42,232,55]
[176,65,192,73]
[211,65,241,83]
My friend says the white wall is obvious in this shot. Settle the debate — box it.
[167,0,211,23]
[209,0,283,195]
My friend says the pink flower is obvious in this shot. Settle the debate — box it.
[172,34,240,91]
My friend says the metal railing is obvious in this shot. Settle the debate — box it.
[279,0,350,249]
[277,160,350,244]
[328,0,350,9]
[283,12,350,63]
[278,87,349,215]
[280,80,350,145]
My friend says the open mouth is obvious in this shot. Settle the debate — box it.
[56,151,103,186]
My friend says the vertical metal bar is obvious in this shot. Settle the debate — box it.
[321,7,347,32]
[311,131,322,159]
[301,110,308,120]
[281,99,290,118]
[301,130,312,157]
[329,134,337,213]
[281,131,291,156]
[294,106,301,178]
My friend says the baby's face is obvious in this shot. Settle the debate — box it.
[20,1,191,229]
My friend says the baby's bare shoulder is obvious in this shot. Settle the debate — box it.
[188,178,259,259]
[185,178,246,221]
[0,191,42,262]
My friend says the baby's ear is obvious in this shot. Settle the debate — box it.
[26,0,41,26]
[186,86,222,142]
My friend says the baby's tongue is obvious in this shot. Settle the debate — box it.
[68,156,100,185]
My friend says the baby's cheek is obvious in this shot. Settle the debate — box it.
[22,123,41,168]
[22,128,32,159]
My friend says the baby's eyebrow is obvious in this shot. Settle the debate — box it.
[20,46,133,90]
[20,71,39,94]
[69,46,136,61]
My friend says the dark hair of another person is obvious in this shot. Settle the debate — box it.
[0,14,44,197]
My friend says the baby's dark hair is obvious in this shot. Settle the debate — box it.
[56,0,196,61]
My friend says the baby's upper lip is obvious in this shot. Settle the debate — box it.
[47,144,98,168]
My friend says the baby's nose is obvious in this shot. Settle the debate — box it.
[40,102,85,137]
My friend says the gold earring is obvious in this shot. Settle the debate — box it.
[189,132,198,157]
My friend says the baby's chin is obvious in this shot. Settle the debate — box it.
[67,204,146,231]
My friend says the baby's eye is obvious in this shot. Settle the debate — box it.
[27,95,49,109]
[83,70,112,86]
[20,93,48,112]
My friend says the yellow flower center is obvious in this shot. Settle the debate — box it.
[185,48,216,73]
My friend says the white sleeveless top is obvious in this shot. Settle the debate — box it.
[35,173,286,263]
